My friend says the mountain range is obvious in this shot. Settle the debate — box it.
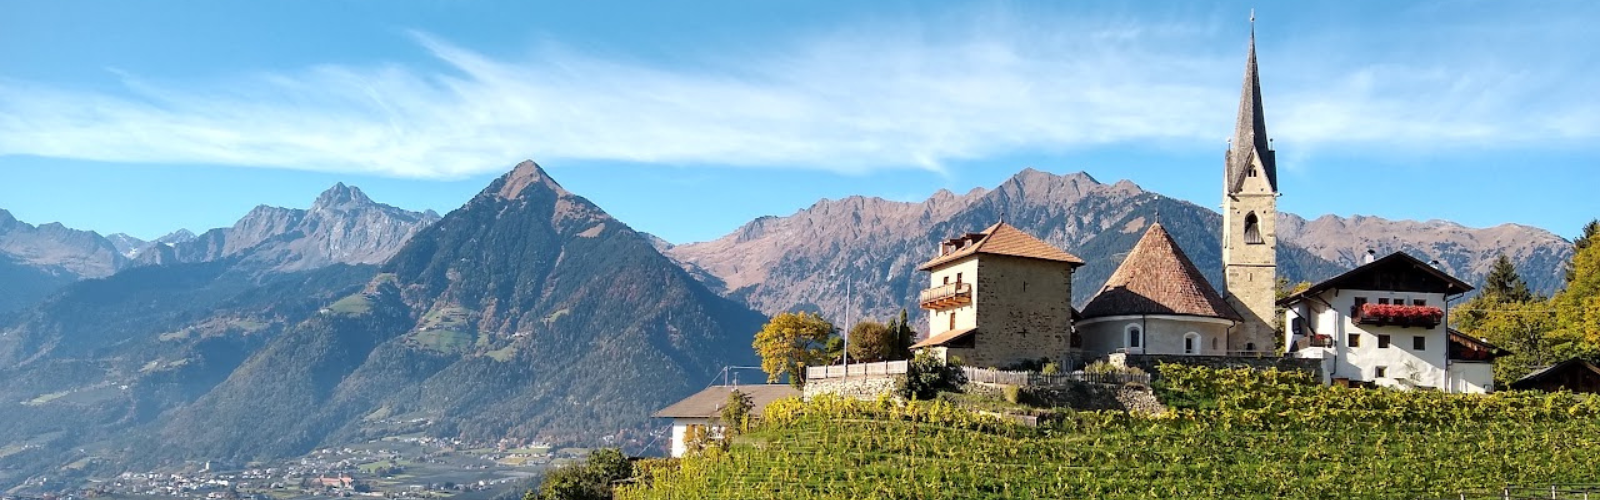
[0,185,437,314]
[666,168,1573,324]
[0,163,761,488]
[0,165,1576,489]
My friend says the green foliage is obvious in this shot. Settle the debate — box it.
[620,366,1600,500]
[1483,253,1535,303]
[896,351,965,400]
[855,313,916,362]
[846,320,894,362]
[1554,222,1600,350]
[720,390,754,436]
[538,448,632,500]
[1000,385,1022,404]
[1082,360,1146,377]
[1568,219,1599,283]
[752,312,836,388]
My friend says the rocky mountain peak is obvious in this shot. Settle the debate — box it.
[155,229,197,245]
[494,160,564,200]
[311,182,374,210]
[0,208,16,228]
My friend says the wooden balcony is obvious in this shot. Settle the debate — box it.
[919,282,972,310]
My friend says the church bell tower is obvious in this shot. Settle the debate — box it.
[1222,19,1279,353]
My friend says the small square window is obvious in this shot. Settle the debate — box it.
[1413,336,1426,350]
[1378,298,1390,305]
[1412,299,1427,307]
[1375,366,1388,378]
[1347,334,1361,348]
[1378,335,1391,348]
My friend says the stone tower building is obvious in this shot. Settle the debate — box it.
[1221,25,1279,353]
[911,222,1084,368]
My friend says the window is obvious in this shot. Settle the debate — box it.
[1412,299,1427,307]
[956,272,963,284]
[943,276,950,285]
[1413,336,1426,350]
[1245,342,1256,352]
[1348,333,1361,348]
[1378,298,1390,305]
[1127,325,1142,349]
[1212,338,1219,350]
[1184,332,1201,355]
[1375,366,1388,378]
[1244,212,1263,245]
[1248,168,1258,177]
[948,313,956,331]
[1378,335,1391,348]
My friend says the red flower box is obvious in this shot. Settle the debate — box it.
[1358,303,1443,328]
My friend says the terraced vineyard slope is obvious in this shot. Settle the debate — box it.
[620,365,1600,500]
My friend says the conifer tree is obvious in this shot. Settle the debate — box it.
[1567,219,1599,283]
[1482,253,1534,303]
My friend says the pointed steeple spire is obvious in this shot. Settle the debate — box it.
[1226,14,1277,194]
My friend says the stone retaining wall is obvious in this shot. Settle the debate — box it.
[803,375,900,401]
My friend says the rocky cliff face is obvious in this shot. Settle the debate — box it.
[667,168,1572,327]
[0,209,125,279]
[132,184,440,272]
[0,209,128,312]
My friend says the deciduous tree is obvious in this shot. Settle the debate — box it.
[847,320,894,362]
[752,312,835,388]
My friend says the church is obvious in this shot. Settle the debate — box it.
[909,26,1502,393]
[912,25,1280,367]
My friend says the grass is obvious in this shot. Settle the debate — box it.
[412,329,474,353]
[328,294,373,316]
[484,345,518,361]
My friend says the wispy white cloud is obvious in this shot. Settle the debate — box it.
[0,7,1594,178]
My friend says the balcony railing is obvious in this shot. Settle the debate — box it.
[919,282,972,310]
[1352,303,1443,329]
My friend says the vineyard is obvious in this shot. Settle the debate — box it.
[617,365,1600,500]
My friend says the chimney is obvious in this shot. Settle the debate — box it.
[1363,249,1376,264]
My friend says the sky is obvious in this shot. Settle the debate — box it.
[1,1,1597,244]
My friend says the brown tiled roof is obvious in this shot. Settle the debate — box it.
[651,385,800,419]
[909,327,977,349]
[1080,223,1241,321]
[917,222,1085,271]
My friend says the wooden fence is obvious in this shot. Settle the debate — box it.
[960,366,1151,387]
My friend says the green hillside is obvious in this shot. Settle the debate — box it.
[620,365,1600,500]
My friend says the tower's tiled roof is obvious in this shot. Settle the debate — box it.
[1080,223,1241,321]
[917,222,1085,271]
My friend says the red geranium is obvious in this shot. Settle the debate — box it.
[1359,303,1444,326]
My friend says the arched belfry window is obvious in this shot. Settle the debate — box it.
[1244,212,1264,245]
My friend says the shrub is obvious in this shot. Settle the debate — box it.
[1001,384,1022,404]
[897,351,966,400]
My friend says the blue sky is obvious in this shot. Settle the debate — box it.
[1,1,1596,244]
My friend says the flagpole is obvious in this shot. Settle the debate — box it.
[844,280,851,375]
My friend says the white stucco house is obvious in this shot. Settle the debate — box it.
[651,384,798,458]
[1280,251,1505,393]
